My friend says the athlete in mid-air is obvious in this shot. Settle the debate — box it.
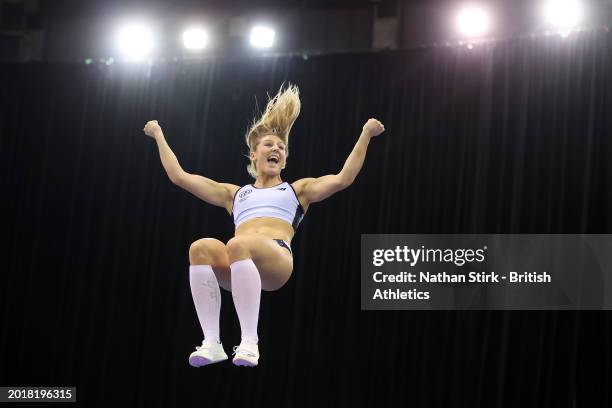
[143,84,385,367]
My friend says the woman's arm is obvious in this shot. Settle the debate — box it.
[144,121,185,183]
[296,118,385,204]
[144,120,239,214]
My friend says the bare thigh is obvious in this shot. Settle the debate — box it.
[226,234,294,291]
[188,238,232,291]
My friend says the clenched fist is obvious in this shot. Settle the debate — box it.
[143,120,162,139]
[363,118,385,138]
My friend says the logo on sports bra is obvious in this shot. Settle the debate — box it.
[276,187,287,190]
[238,188,253,202]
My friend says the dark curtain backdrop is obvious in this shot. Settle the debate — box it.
[1,30,611,406]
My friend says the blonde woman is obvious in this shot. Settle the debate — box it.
[143,84,385,367]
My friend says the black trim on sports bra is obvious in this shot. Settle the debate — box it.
[288,182,307,216]
[287,182,306,232]
[291,206,304,232]
[230,185,245,217]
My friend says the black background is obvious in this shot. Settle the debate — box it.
[1,30,611,406]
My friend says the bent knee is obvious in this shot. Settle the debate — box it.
[189,238,228,265]
[226,236,256,262]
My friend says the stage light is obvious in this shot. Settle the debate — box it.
[249,26,275,48]
[543,0,584,29]
[455,4,492,38]
[117,23,154,59]
[183,27,209,50]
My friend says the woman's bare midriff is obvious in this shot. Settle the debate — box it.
[235,217,294,244]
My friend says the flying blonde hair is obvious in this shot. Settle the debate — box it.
[245,83,301,179]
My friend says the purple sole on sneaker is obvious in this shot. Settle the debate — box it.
[232,358,258,367]
[189,356,227,367]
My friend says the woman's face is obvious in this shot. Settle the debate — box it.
[251,134,287,176]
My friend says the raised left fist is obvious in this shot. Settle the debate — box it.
[363,118,385,138]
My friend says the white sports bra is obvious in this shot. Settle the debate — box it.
[232,182,306,231]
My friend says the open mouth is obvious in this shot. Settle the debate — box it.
[267,156,279,164]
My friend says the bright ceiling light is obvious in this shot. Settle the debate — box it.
[117,23,154,59]
[543,0,584,29]
[456,4,492,38]
[249,26,275,48]
[183,27,209,50]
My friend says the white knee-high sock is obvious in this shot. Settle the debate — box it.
[189,265,221,343]
[230,259,261,345]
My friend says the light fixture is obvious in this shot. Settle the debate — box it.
[117,22,154,59]
[250,26,275,48]
[183,27,209,50]
[456,4,492,38]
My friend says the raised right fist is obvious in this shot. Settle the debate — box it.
[143,120,162,138]
[362,118,385,138]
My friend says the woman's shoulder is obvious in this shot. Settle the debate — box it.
[289,179,314,213]
[290,178,315,194]
[231,183,254,193]
[222,183,243,195]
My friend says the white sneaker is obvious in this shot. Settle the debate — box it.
[189,338,228,367]
[232,342,259,367]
